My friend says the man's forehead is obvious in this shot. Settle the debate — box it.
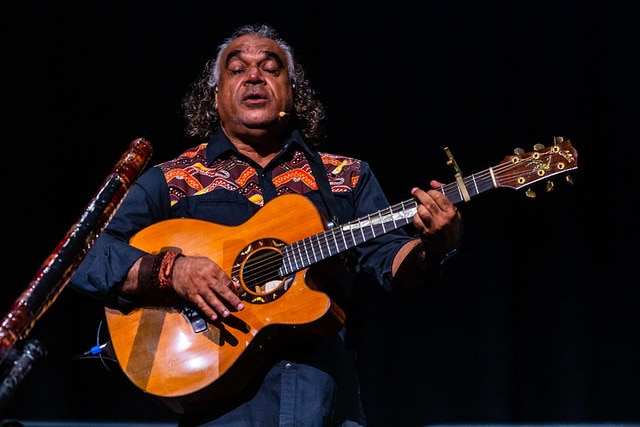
[224,35,284,58]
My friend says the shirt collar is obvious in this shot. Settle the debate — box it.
[204,127,315,166]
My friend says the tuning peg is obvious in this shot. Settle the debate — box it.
[514,148,524,156]
[525,188,536,198]
[546,180,555,192]
[533,143,545,151]
[554,136,564,144]
[565,174,574,185]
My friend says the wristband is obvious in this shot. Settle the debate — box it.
[152,250,183,290]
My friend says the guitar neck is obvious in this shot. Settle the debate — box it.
[279,167,496,276]
[439,167,497,204]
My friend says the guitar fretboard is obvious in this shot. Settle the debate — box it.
[278,167,497,276]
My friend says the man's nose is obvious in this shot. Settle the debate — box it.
[245,65,264,83]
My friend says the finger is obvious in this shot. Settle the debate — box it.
[191,294,221,321]
[430,179,445,189]
[200,290,236,319]
[189,282,242,320]
[412,188,435,210]
[413,207,433,235]
[215,283,245,311]
[429,189,456,212]
[420,198,442,220]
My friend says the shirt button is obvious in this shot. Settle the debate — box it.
[285,362,293,370]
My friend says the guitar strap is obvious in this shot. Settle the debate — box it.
[308,149,358,347]
[307,150,344,226]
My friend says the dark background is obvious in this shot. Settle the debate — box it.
[1,1,639,425]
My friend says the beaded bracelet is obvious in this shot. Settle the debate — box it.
[151,250,183,290]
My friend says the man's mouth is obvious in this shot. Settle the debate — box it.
[243,94,268,106]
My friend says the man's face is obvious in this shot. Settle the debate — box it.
[215,34,293,137]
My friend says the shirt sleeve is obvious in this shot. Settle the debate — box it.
[68,166,171,311]
[350,161,414,291]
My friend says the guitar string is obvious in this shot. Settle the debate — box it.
[227,147,571,286]
[234,149,563,284]
[238,165,494,283]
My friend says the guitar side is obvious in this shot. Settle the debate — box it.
[104,194,346,412]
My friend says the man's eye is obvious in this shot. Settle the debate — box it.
[230,69,246,75]
[262,67,280,76]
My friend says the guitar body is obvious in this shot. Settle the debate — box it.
[104,194,346,413]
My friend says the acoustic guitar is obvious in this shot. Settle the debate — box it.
[104,139,578,413]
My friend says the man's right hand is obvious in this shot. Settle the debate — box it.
[171,256,245,320]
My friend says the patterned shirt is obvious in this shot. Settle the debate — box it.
[160,143,360,208]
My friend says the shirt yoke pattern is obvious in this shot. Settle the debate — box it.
[159,144,362,207]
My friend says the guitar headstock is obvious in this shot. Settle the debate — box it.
[492,138,578,195]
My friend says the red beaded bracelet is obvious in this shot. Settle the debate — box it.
[151,250,183,290]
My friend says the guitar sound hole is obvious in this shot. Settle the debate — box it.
[232,238,292,304]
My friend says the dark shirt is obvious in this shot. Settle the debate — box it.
[69,128,413,426]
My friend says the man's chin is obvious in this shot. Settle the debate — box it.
[242,116,284,130]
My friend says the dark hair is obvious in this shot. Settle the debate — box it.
[181,23,327,147]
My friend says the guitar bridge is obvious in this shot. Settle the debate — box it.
[182,306,208,333]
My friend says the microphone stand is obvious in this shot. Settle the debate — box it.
[0,138,152,413]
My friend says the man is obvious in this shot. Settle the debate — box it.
[70,23,462,426]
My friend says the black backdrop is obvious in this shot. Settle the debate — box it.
[1,1,639,426]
